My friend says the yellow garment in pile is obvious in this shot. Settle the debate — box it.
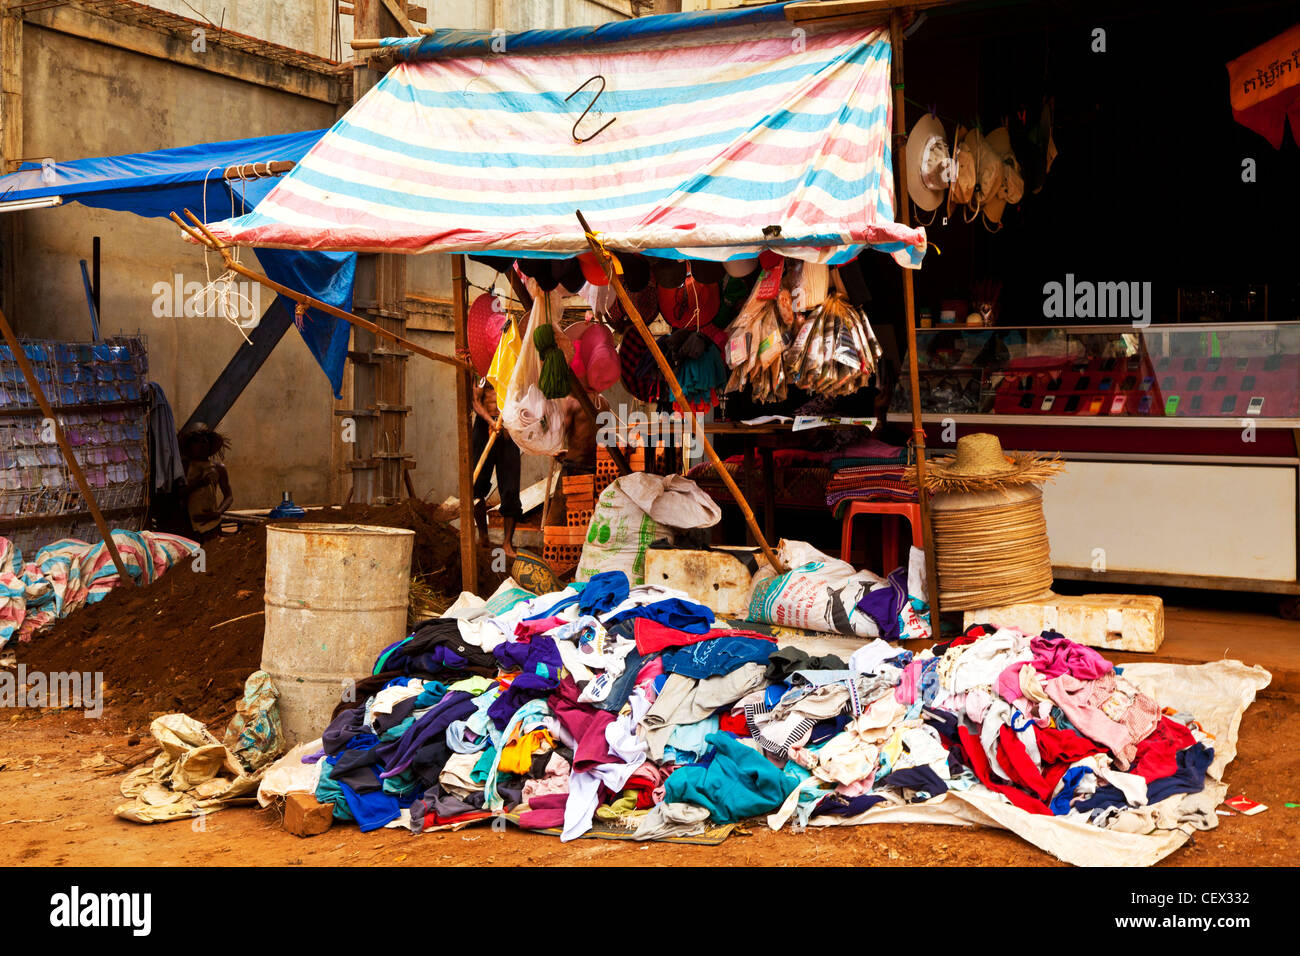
[497,728,553,775]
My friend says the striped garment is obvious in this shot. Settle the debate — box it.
[826,463,917,507]
[203,6,925,268]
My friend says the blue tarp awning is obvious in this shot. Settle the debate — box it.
[0,129,354,397]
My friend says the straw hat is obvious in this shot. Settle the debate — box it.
[981,127,1025,226]
[906,113,951,212]
[931,433,1018,477]
[947,124,975,218]
[918,432,1065,493]
[963,129,1002,217]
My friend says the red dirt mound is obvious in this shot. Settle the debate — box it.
[14,501,500,730]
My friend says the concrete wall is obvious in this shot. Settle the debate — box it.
[12,25,340,509]
[141,0,352,59]
[139,0,637,56]
[8,0,641,512]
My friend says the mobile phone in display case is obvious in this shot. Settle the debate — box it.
[1220,395,1237,413]
[1040,395,1055,412]
[1247,396,1265,415]
[1164,395,1180,416]
[1110,394,1128,415]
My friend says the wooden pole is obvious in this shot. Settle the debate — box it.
[575,210,786,575]
[0,308,134,584]
[170,211,468,373]
[889,10,941,624]
[472,428,498,484]
[452,254,479,595]
[540,457,558,528]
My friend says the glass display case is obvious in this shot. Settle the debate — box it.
[886,322,1300,601]
[890,322,1300,422]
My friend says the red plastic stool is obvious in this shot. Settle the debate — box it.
[839,501,923,572]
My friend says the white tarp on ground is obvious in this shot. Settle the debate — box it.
[800,660,1271,867]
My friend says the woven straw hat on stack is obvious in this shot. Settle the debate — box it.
[912,433,1064,611]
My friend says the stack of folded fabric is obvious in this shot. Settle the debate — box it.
[257,569,1243,856]
[825,463,916,510]
[825,439,915,511]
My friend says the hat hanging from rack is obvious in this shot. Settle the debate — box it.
[905,112,952,212]
[649,256,688,289]
[947,123,976,218]
[658,276,720,329]
[981,127,1025,228]
[467,291,510,377]
[722,257,758,278]
[964,129,1002,220]
[617,252,651,293]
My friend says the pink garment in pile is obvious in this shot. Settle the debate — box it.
[1043,672,1160,770]
[996,636,1113,705]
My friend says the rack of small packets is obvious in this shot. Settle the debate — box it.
[0,337,150,556]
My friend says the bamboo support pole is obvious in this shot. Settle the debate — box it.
[452,255,479,595]
[0,308,134,584]
[889,11,941,623]
[170,210,469,373]
[540,457,558,528]
[472,428,498,484]
[575,210,786,575]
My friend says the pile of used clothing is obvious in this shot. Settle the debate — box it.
[257,572,1237,849]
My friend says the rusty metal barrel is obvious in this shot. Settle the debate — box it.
[261,523,414,744]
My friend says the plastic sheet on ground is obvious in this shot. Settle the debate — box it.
[116,671,285,824]
[797,660,1271,867]
[0,530,200,646]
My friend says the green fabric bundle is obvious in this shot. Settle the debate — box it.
[533,324,571,399]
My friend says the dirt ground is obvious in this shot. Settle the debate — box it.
[12,502,500,729]
[1,692,1294,867]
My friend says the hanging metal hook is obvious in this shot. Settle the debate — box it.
[564,74,616,144]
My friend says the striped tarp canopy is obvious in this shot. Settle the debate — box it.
[205,3,926,267]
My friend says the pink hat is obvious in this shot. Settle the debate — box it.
[569,322,620,392]
[467,291,509,376]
